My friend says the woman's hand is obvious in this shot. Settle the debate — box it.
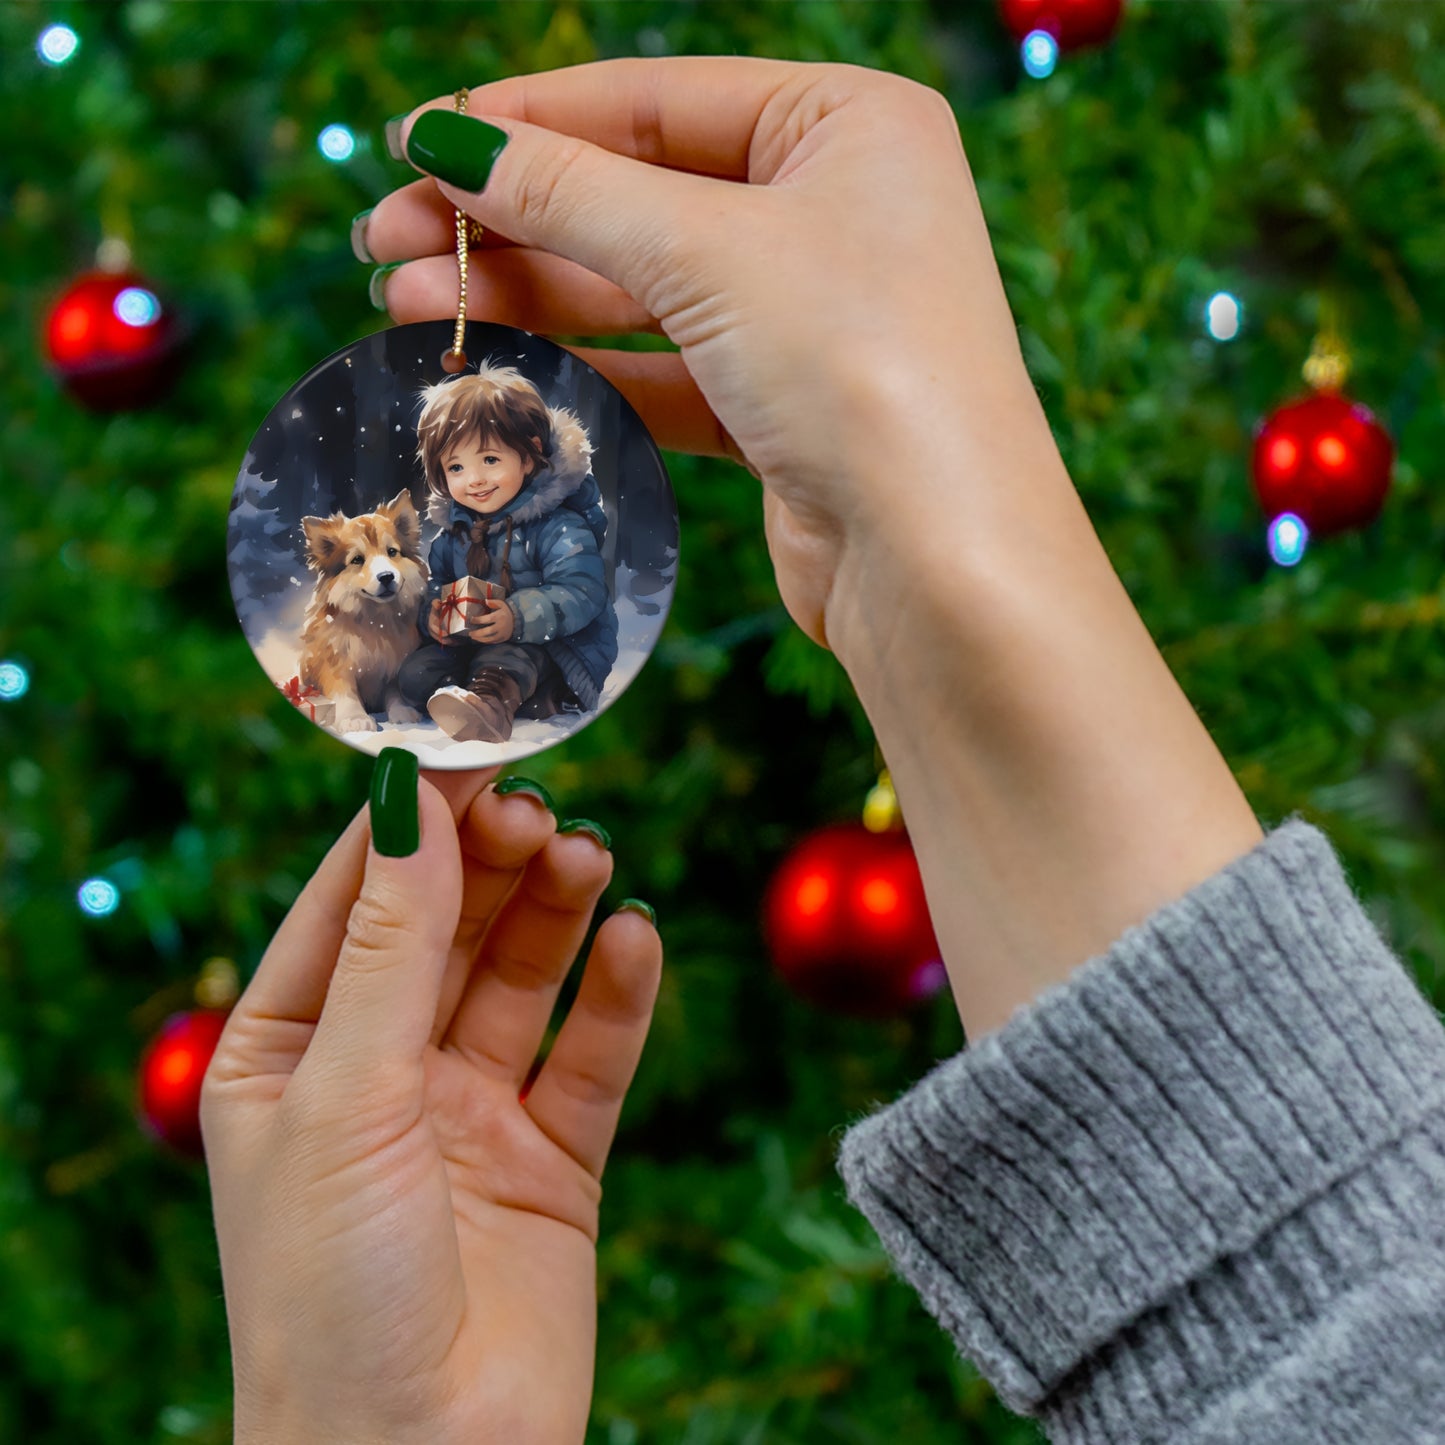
[201,758,662,1445]
[362,61,1263,1046]
[362,57,1062,659]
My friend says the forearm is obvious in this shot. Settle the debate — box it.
[827,405,1262,1043]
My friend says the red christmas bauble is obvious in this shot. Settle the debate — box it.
[137,1009,230,1158]
[44,269,183,410]
[1251,391,1394,538]
[763,822,946,1018]
[998,0,1124,49]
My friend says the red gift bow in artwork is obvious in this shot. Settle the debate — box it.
[437,581,498,633]
[281,674,323,721]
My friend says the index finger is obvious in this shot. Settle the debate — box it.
[402,54,811,183]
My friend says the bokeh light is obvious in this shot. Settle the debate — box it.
[38,24,79,66]
[1022,30,1059,79]
[318,124,356,162]
[78,878,121,917]
[114,287,162,327]
[860,877,901,918]
[0,660,30,700]
[1267,436,1299,476]
[794,872,831,918]
[909,959,947,1001]
[1267,512,1309,567]
[1205,291,1242,341]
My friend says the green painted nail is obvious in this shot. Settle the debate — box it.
[559,818,612,851]
[384,113,409,162]
[370,747,419,857]
[494,776,555,812]
[405,109,510,192]
[368,261,404,311]
[350,208,375,264]
[617,898,656,926]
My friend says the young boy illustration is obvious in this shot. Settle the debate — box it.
[396,363,620,744]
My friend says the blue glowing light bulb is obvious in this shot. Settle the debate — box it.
[78,878,121,917]
[114,287,162,327]
[0,660,29,700]
[38,24,79,66]
[318,124,356,162]
[1022,30,1059,79]
[1267,512,1309,567]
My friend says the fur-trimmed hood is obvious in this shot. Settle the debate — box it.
[416,392,617,711]
[426,404,595,530]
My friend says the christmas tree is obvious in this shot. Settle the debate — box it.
[2,3,1442,1441]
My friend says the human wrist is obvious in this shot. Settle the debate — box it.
[234,1405,433,1445]
[823,381,1076,682]
[823,428,1262,1042]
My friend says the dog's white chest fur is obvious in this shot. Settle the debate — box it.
[296,489,431,728]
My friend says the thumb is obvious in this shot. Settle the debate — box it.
[398,106,748,317]
[302,750,462,1091]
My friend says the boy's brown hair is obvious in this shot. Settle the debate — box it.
[415,364,554,520]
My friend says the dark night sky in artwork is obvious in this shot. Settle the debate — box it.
[227,319,679,634]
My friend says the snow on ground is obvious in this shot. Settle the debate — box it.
[244,563,670,769]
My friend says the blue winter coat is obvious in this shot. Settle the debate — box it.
[419,411,619,711]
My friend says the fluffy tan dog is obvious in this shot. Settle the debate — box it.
[297,490,430,734]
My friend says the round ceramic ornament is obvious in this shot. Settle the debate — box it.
[227,317,678,768]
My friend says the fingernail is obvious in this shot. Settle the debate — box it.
[370,747,420,857]
[558,818,611,851]
[493,775,555,812]
[617,898,656,927]
[405,110,510,192]
[369,261,404,311]
[350,208,375,264]
[384,113,409,162]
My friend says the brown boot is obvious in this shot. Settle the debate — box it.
[426,669,524,743]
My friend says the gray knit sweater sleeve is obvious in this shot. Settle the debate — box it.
[834,817,1445,1443]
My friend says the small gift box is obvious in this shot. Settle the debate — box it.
[437,576,508,638]
[281,675,336,726]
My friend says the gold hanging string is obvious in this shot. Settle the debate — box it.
[863,767,903,833]
[442,87,482,373]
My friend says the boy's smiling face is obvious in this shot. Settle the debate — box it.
[444,431,536,514]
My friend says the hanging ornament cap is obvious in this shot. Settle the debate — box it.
[96,236,133,273]
[863,768,903,833]
[1302,329,1350,393]
[195,956,240,1010]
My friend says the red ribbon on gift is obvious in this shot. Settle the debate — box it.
[437,581,496,633]
[282,674,322,721]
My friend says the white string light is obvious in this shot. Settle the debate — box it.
[38,24,79,66]
[1022,31,1059,79]
[318,124,356,162]
[0,660,29,700]
[78,878,121,917]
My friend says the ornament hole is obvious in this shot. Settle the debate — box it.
[441,348,467,374]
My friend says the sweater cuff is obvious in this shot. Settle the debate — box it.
[835,817,1445,1425]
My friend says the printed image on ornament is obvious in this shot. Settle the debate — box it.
[228,320,679,769]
